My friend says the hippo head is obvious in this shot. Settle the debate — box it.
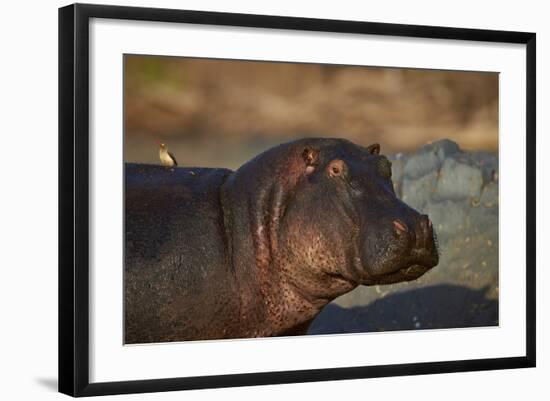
[222,138,439,303]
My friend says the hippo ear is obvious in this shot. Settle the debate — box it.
[302,147,319,175]
[366,143,381,155]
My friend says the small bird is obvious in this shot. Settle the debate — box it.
[158,141,178,168]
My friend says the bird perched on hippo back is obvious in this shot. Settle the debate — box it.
[157,141,177,168]
[124,138,439,344]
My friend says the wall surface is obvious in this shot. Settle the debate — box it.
[0,0,547,400]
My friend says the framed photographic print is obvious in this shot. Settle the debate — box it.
[58,3,536,397]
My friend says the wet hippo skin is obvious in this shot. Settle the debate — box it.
[124,138,439,344]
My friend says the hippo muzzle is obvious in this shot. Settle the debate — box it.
[359,203,439,285]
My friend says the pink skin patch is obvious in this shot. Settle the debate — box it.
[393,220,408,233]
[302,147,318,175]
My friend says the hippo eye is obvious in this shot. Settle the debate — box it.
[327,159,346,178]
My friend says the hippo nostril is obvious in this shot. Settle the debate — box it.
[393,220,408,234]
[416,215,433,248]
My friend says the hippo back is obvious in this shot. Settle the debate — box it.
[124,163,235,343]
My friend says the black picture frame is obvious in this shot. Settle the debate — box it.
[58,3,536,397]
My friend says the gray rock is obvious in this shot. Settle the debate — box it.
[478,156,499,185]
[468,204,499,236]
[401,172,438,211]
[480,182,498,208]
[402,139,460,181]
[432,139,460,161]
[423,200,468,240]
[388,154,407,197]
[403,148,441,180]
[436,158,483,201]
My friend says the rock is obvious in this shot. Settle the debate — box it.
[401,172,438,211]
[432,139,461,161]
[403,148,441,180]
[480,182,498,208]
[423,200,468,239]
[435,158,483,201]
[388,157,405,195]
[402,139,460,181]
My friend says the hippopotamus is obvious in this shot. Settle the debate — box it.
[124,138,439,344]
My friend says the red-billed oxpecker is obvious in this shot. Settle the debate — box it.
[157,141,178,169]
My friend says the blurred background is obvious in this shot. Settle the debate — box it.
[124,55,498,169]
[124,55,499,333]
